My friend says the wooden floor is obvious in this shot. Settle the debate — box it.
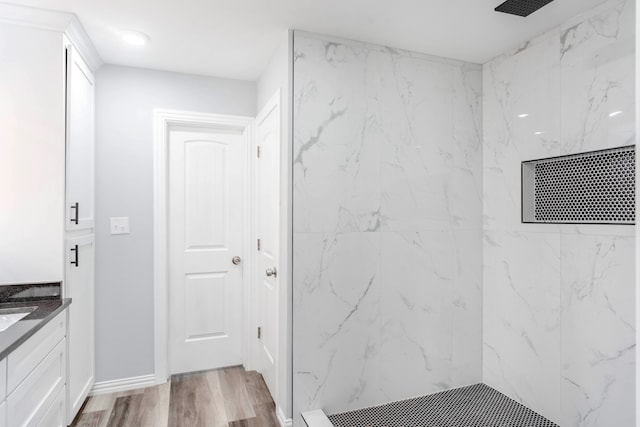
[71,366,279,427]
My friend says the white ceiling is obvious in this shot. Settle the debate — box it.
[10,0,607,81]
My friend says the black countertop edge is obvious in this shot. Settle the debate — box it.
[0,298,71,361]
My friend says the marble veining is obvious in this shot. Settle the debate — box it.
[293,31,483,423]
[293,232,383,418]
[294,1,634,425]
[482,230,562,422]
[483,33,562,232]
[482,0,635,425]
[293,37,376,234]
[560,0,635,155]
[379,230,455,400]
[560,235,635,427]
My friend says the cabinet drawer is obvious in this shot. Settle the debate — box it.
[7,339,65,427]
[0,358,6,401]
[0,401,6,427]
[7,312,65,393]
[36,388,64,427]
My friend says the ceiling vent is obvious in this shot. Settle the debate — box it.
[495,0,555,17]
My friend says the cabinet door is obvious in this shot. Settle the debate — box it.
[0,22,65,284]
[65,234,95,422]
[65,44,95,231]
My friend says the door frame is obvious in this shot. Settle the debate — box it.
[153,109,254,384]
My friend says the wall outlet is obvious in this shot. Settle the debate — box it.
[110,217,130,235]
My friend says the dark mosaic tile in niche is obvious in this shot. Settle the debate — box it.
[522,145,635,225]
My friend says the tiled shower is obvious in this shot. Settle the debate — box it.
[292,0,635,425]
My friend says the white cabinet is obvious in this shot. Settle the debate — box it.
[36,389,65,427]
[7,314,65,393]
[0,6,98,425]
[0,359,6,401]
[0,12,96,286]
[0,401,6,427]
[7,340,66,427]
[0,21,66,285]
[64,38,96,424]
[65,43,95,232]
[0,358,5,427]
[64,235,95,422]
[3,311,67,427]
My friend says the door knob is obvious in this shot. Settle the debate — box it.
[232,256,242,265]
[266,267,277,277]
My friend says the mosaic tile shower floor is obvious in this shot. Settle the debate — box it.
[328,384,558,427]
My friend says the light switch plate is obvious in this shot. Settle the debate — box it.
[110,217,130,235]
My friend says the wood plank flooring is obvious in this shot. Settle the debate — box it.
[71,366,279,427]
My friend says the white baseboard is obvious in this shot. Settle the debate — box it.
[90,374,157,396]
[277,406,293,427]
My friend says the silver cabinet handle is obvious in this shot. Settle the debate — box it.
[266,267,277,277]
[232,256,242,265]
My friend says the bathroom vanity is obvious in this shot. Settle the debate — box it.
[0,284,70,426]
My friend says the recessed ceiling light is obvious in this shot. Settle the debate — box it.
[534,131,544,135]
[517,113,529,118]
[609,110,623,117]
[122,31,149,46]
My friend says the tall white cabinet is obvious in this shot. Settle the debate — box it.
[64,235,94,421]
[0,12,66,285]
[64,41,96,424]
[65,44,95,232]
[0,5,100,426]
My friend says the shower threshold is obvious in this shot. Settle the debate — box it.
[327,383,558,427]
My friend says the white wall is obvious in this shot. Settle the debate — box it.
[291,31,483,423]
[94,65,256,382]
[0,22,65,285]
[256,31,294,420]
[482,0,635,425]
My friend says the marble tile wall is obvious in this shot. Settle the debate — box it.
[292,32,483,423]
[482,0,636,425]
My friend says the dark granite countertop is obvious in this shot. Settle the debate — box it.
[0,282,62,302]
[0,282,71,360]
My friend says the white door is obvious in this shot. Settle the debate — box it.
[168,128,244,374]
[65,44,95,232]
[65,234,95,422]
[255,94,280,396]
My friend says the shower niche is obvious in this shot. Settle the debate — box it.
[521,145,636,224]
